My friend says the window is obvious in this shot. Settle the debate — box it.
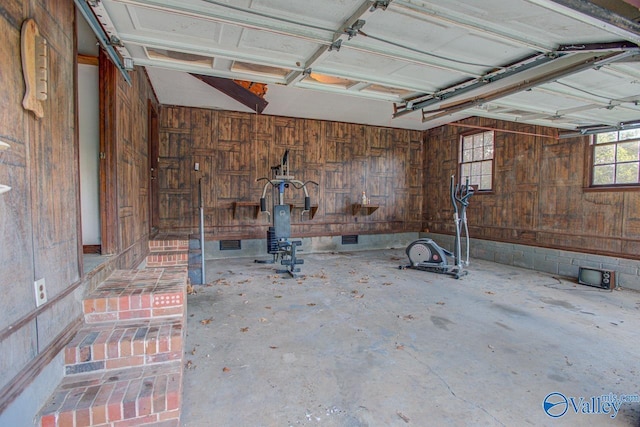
[460,131,494,191]
[592,129,640,186]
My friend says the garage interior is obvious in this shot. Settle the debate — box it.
[1,0,640,426]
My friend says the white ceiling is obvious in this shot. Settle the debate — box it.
[78,0,640,132]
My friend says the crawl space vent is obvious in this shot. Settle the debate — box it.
[219,240,241,251]
[342,235,359,245]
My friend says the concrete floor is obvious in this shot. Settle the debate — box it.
[181,249,640,427]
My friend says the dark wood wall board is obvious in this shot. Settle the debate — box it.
[158,107,422,238]
[424,117,640,260]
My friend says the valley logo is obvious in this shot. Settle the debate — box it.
[543,392,640,419]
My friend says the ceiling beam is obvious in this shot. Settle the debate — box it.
[524,0,640,44]
[191,74,268,113]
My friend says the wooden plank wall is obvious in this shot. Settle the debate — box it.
[0,0,77,391]
[0,0,158,409]
[158,107,423,239]
[424,117,640,259]
[111,62,158,266]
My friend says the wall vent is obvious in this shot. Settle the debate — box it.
[219,240,241,250]
[342,235,359,245]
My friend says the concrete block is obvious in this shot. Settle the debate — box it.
[571,259,600,268]
[586,253,620,264]
[533,257,559,275]
[617,273,640,292]
[558,263,579,278]
[618,258,640,268]
[494,251,514,265]
[534,247,560,256]
[513,252,534,270]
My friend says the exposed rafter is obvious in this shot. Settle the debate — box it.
[191,74,268,113]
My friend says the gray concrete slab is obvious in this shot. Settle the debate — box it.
[181,249,640,426]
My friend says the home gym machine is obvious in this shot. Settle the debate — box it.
[400,175,474,279]
[255,150,318,278]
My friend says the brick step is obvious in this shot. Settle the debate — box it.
[145,251,189,268]
[83,268,186,323]
[64,318,183,375]
[149,239,189,253]
[39,361,182,427]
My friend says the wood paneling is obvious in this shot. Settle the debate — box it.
[158,107,423,238]
[424,117,640,259]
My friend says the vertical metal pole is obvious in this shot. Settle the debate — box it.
[199,178,206,284]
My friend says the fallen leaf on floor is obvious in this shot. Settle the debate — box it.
[351,290,359,294]
[397,411,410,423]
[222,367,230,373]
[185,360,195,370]
[186,284,197,295]
[190,347,197,355]
[390,256,402,261]
[357,276,369,283]
[485,291,495,295]
[488,344,494,350]
[349,270,357,275]
[565,356,573,366]
[402,314,415,320]
[265,306,272,309]
[200,317,213,325]
[382,282,393,286]
[396,345,405,350]
[297,280,304,285]
[274,295,282,298]
[238,279,251,284]
[269,346,278,349]
[307,303,316,306]
[239,293,246,297]
[354,293,364,299]
[241,327,249,332]
[436,301,445,305]
[259,317,268,323]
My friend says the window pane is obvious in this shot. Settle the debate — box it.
[481,160,492,177]
[463,136,473,150]
[471,162,482,176]
[619,128,640,141]
[593,164,615,185]
[616,162,639,184]
[480,175,492,190]
[596,131,618,144]
[462,149,473,162]
[617,141,640,162]
[470,175,481,188]
[483,142,494,159]
[461,163,471,178]
[473,147,483,161]
[594,145,615,165]
[473,134,483,148]
[484,131,494,146]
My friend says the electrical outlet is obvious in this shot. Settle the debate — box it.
[34,278,47,307]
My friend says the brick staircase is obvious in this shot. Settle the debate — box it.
[38,239,189,427]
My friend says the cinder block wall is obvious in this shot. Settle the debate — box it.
[422,232,640,292]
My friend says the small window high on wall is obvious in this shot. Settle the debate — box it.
[592,130,640,186]
[460,131,494,191]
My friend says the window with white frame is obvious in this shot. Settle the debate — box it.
[592,129,640,186]
[460,131,494,191]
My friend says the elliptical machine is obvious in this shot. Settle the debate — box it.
[401,175,474,279]
[255,150,318,278]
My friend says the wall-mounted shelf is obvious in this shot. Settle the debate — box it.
[291,204,318,220]
[352,204,379,215]
[233,202,318,220]
[233,201,260,218]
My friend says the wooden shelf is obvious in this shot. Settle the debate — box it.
[290,204,318,220]
[233,202,318,219]
[233,201,260,218]
[352,204,379,215]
